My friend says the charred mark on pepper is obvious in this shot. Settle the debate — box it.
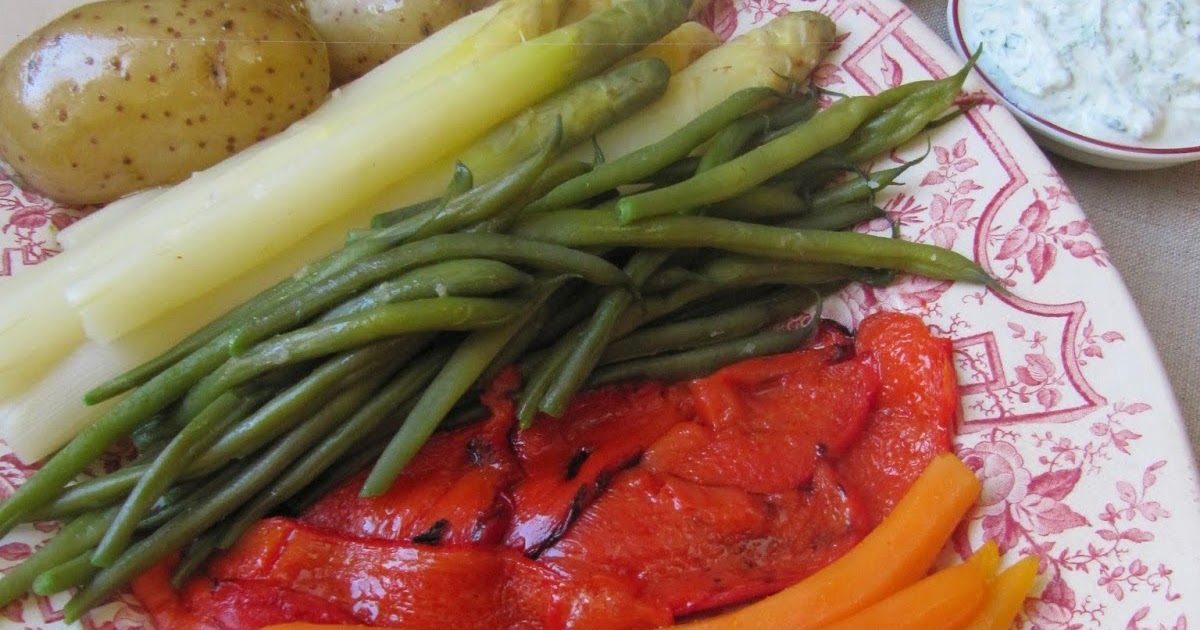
[412,519,450,546]
[564,448,592,481]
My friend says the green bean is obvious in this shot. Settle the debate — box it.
[28,470,146,522]
[767,152,859,191]
[590,301,822,386]
[32,553,97,596]
[638,267,700,293]
[477,299,551,388]
[171,529,223,588]
[525,86,779,212]
[764,90,822,131]
[528,281,597,349]
[371,161,473,230]
[91,391,257,567]
[192,337,429,472]
[81,272,306,405]
[410,121,564,241]
[368,197,442,231]
[709,184,809,221]
[694,112,770,174]
[601,290,820,364]
[362,282,562,496]
[283,429,391,514]
[614,83,926,223]
[322,259,533,321]
[133,482,200,532]
[613,280,738,336]
[808,152,924,211]
[782,202,886,231]
[512,210,1002,290]
[642,156,702,186]
[694,255,891,287]
[64,370,393,622]
[840,53,977,164]
[187,297,521,423]
[215,345,454,550]
[517,324,584,428]
[26,345,409,524]
[227,233,628,354]
[538,249,671,417]
[466,159,596,235]
[0,508,116,607]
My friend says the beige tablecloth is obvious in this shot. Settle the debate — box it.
[904,0,1199,461]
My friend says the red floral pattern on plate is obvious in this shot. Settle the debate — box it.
[2,1,1198,628]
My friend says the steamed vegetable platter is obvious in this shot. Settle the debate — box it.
[0,0,1031,628]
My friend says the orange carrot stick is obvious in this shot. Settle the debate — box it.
[961,556,1040,630]
[681,452,982,630]
[817,543,997,630]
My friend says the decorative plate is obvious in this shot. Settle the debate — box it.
[2,0,1198,628]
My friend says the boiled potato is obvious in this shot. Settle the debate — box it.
[0,0,330,205]
[304,0,496,85]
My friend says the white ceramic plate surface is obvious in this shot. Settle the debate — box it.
[2,1,1198,628]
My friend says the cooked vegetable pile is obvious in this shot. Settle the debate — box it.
[126,312,962,628]
[0,0,996,623]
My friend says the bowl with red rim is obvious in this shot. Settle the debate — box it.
[946,0,1200,170]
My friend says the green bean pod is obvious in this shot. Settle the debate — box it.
[368,197,442,231]
[708,184,809,221]
[64,368,395,622]
[370,161,473,230]
[526,86,779,212]
[32,553,98,596]
[692,255,891,287]
[227,233,628,354]
[91,391,258,567]
[0,338,236,536]
[782,201,886,231]
[322,259,533,321]
[537,248,672,418]
[214,345,455,551]
[0,508,116,607]
[614,82,926,223]
[191,297,523,420]
[840,52,977,163]
[513,210,1002,290]
[601,290,820,364]
[807,152,923,211]
[591,309,821,386]
[191,338,430,472]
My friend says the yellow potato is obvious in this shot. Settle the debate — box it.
[0,0,330,206]
[304,0,496,84]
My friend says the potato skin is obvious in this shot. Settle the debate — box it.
[304,0,494,85]
[0,0,331,205]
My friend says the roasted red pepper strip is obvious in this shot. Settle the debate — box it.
[506,380,690,555]
[200,517,671,630]
[643,341,878,493]
[542,461,867,616]
[835,311,960,527]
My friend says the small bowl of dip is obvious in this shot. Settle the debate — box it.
[948,0,1200,170]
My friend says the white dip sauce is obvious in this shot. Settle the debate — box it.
[960,0,1200,147]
